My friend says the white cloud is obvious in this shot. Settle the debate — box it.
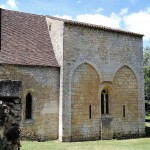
[76,13,120,28]
[0,0,18,9]
[54,15,72,20]
[123,10,150,40]
[96,8,104,13]
[75,8,150,41]
[7,0,17,8]
[0,4,6,9]
[120,8,128,16]
[147,7,150,13]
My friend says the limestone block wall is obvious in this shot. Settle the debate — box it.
[46,17,65,141]
[46,17,64,66]
[0,64,60,140]
[71,63,100,141]
[61,24,144,141]
[112,66,139,137]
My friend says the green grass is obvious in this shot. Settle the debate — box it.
[145,113,150,136]
[21,138,150,150]
[145,114,150,120]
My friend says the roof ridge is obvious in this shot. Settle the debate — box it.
[1,9,144,37]
[1,8,45,17]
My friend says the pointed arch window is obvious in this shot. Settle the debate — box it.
[101,89,109,115]
[25,93,32,119]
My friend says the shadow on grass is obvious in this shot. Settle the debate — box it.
[145,113,150,137]
[145,112,150,137]
[145,126,150,137]
[145,119,150,122]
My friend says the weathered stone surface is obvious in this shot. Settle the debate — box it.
[71,63,100,141]
[0,100,21,150]
[59,23,145,141]
[0,80,21,98]
[112,66,139,136]
[0,65,60,140]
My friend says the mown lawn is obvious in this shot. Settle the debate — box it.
[21,115,150,150]
[21,138,150,150]
[146,113,150,136]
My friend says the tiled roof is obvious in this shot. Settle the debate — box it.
[47,16,144,37]
[0,9,59,67]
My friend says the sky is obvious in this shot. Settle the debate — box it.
[0,0,150,47]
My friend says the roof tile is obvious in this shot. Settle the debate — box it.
[0,9,59,67]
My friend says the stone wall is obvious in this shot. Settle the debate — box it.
[61,24,145,141]
[112,66,139,137]
[0,64,60,140]
[71,63,100,141]
[46,17,64,141]
[0,80,21,97]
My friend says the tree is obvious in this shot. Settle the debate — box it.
[144,47,150,66]
[144,47,150,102]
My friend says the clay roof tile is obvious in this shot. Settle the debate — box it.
[0,9,59,67]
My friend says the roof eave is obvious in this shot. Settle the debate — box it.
[46,15,144,37]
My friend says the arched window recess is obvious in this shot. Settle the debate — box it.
[101,89,109,115]
[25,93,32,120]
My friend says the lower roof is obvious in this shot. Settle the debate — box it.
[0,9,59,67]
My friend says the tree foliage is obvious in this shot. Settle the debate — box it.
[144,47,150,101]
[144,47,150,66]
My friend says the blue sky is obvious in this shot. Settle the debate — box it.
[1,0,150,47]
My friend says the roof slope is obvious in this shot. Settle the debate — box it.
[47,16,144,37]
[0,9,59,67]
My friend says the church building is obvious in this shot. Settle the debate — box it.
[0,8,145,141]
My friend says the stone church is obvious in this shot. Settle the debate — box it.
[0,8,145,141]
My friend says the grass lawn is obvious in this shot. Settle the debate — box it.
[146,113,150,136]
[21,138,150,150]
[21,115,150,150]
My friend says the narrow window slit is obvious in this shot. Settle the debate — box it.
[25,93,32,119]
[123,105,125,117]
[89,105,91,119]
